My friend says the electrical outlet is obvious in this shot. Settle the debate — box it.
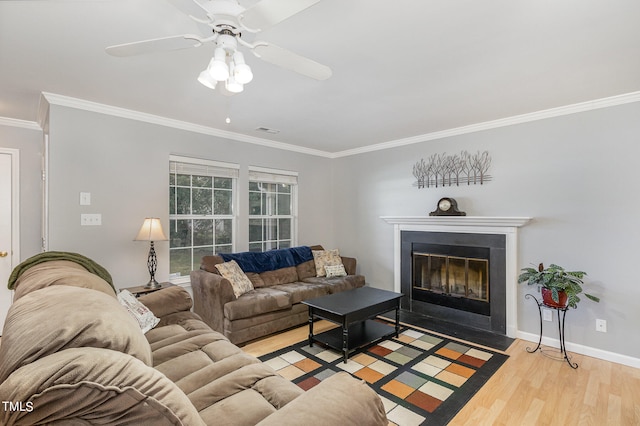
[542,308,553,322]
[81,214,102,226]
[596,319,607,333]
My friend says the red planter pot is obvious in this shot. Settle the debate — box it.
[541,287,568,308]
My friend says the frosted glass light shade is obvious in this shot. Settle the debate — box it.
[232,52,253,84]
[208,48,229,81]
[225,77,243,93]
[198,70,217,89]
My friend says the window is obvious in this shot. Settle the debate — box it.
[248,166,298,252]
[169,156,238,278]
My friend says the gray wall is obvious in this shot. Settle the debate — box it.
[0,123,43,259]
[332,101,640,361]
[46,105,335,288]
[3,98,639,363]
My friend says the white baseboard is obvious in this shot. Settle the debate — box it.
[516,330,640,369]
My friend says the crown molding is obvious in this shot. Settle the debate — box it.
[332,90,640,158]
[41,93,333,158]
[32,90,640,158]
[0,116,40,131]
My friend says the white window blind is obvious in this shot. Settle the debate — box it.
[248,166,298,185]
[170,155,239,179]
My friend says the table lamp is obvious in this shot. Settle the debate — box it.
[134,217,168,288]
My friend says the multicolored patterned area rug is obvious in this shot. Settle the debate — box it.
[259,322,508,426]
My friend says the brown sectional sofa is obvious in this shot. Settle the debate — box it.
[0,254,386,425]
[191,245,365,345]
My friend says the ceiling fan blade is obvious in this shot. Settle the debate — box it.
[252,42,332,80]
[165,0,210,21]
[105,35,203,57]
[241,0,322,31]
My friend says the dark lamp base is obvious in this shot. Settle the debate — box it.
[144,279,162,289]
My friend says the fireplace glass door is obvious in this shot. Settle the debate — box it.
[412,253,489,302]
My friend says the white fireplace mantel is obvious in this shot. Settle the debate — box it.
[380,216,531,228]
[381,215,532,338]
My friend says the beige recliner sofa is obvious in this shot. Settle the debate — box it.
[191,245,365,345]
[0,253,386,425]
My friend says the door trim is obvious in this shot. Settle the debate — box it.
[0,148,20,267]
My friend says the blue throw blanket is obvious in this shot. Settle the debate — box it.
[220,246,314,274]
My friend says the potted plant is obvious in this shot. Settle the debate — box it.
[518,263,600,309]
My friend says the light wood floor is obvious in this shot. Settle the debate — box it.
[243,321,640,426]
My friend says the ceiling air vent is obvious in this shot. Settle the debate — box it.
[255,127,280,134]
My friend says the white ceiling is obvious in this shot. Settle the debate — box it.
[1,0,640,154]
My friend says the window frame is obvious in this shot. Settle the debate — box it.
[169,155,239,283]
[248,166,298,252]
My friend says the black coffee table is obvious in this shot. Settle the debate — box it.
[302,287,403,363]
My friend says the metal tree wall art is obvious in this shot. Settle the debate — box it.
[412,150,492,188]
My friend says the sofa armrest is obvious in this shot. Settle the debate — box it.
[341,256,357,275]
[0,347,206,426]
[137,286,193,318]
[190,269,236,334]
[256,372,387,426]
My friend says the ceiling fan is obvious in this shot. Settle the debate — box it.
[105,0,332,93]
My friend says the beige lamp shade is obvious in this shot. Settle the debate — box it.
[134,218,168,241]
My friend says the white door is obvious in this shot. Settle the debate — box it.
[0,150,18,333]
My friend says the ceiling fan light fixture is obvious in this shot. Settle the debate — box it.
[197,70,218,90]
[208,47,230,81]
[232,52,253,84]
[225,61,243,93]
[226,79,243,93]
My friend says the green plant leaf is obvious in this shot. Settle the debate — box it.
[518,263,599,307]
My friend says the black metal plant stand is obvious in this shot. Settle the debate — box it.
[525,293,578,369]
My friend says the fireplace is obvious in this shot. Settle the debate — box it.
[381,216,531,338]
[402,231,505,333]
[412,249,490,316]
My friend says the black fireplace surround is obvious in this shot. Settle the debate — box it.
[401,231,507,334]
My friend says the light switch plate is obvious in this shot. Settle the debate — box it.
[80,192,91,206]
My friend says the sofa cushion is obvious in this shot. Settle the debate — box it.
[145,318,304,426]
[312,249,343,277]
[137,285,194,318]
[270,282,329,304]
[295,259,317,280]
[191,363,303,425]
[200,255,224,274]
[246,272,266,288]
[259,266,299,286]
[12,260,116,301]
[0,286,153,384]
[302,275,366,294]
[224,288,292,321]
[0,347,205,426]
[255,372,387,426]
[216,260,254,298]
[8,251,114,293]
[223,303,308,337]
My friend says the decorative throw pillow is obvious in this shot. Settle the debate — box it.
[215,260,254,298]
[324,264,347,278]
[117,290,160,334]
[312,249,342,277]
